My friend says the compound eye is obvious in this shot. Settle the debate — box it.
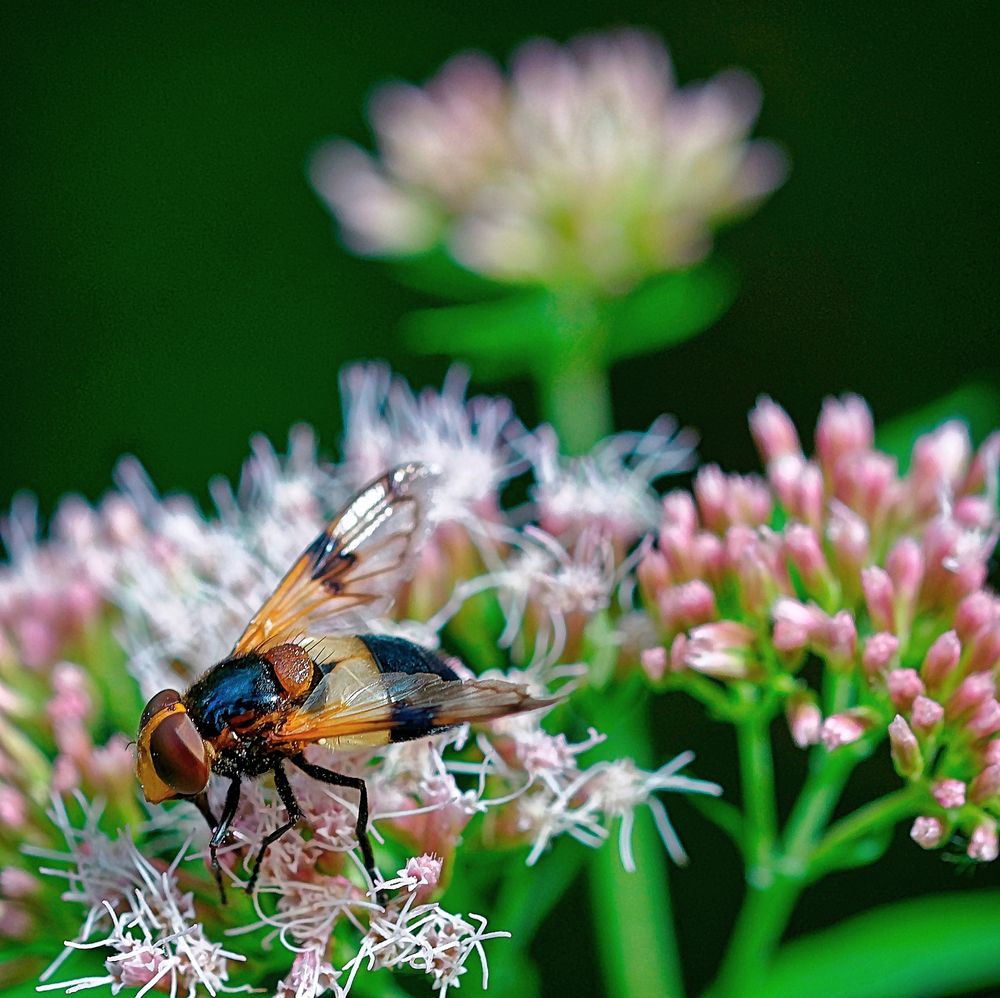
[148,709,210,796]
[140,688,182,730]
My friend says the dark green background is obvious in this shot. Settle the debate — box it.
[4,3,999,995]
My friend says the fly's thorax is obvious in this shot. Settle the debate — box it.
[183,653,285,739]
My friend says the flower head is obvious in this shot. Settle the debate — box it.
[640,394,1000,863]
[312,29,786,293]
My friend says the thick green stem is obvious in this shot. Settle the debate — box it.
[712,738,860,995]
[588,702,684,998]
[736,706,777,882]
[711,872,802,997]
[536,292,612,454]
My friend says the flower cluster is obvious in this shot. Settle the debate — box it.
[0,365,712,996]
[639,394,1000,863]
[311,29,786,293]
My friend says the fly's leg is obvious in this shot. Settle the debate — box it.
[246,761,302,894]
[290,754,382,904]
[191,791,219,833]
[206,778,242,904]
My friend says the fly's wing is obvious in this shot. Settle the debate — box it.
[232,464,437,655]
[268,669,556,744]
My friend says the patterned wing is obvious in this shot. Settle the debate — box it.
[268,668,555,745]
[232,464,436,654]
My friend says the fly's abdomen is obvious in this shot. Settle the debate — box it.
[358,634,459,681]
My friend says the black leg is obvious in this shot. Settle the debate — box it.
[289,754,382,902]
[246,761,302,894]
[205,778,242,904]
[191,791,219,833]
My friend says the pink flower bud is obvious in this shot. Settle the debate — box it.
[862,632,899,677]
[910,421,971,514]
[637,550,672,621]
[888,715,922,777]
[640,646,668,683]
[932,778,966,810]
[661,490,699,535]
[946,673,995,722]
[821,712,868,750]
[965,430,1000,493]
[955,495,995,532]
[815,394,874,477]
[750,396,801,464]
[795,463,826,533]
[669,633,688,673]
[834,452,899,529]
[984,739,1000,767]
[861,567,895,633]
[684,621,756,679]
[661,581,717,634]
[817,611,857,668]
[910,816,945,849]
[967,699,1000,740]
[767,454,822,529]
[786,694,822,748]
[784,524,835,602]
[659,525,701,582]
[967,820,999,863]
[0,786,26,827]
[887,668,925,710]
[826,501,870,585]
[969,765,1000,804]
[694,467,771,533]
[954,592,998,644]
[694,531,726,583]
[694,465,729,534]
[920,630,961,691]
[886,537,924,612]
[910,695,945,734]
[965,625,1000,675]
[0,867,39,899]
[14,616,59,669]
[772,598,826,653]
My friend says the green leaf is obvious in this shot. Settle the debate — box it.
[602,263,738,363]
[756,891,1000,998]
[402,291,554,379]
[401,261,738,380]
[875,382,1000,468]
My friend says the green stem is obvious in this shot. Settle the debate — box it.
[710,873,802,997]
[712,740,860,995]
[588,702,684,998]
[808,785,924,877]
[736,702,778,884]
[536,292,612,454]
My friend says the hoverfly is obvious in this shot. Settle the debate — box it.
[135,463,552,900]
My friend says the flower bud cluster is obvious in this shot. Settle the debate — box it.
[640,394,1000,863]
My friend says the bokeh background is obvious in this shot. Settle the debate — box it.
[3,3,998,995]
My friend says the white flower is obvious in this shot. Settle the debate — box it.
[33,795,248,998]
[344,902,509,997]
[584,752,722,869]
[521,417,697,546]
[339,363,527,526]
[312,29,786,292]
